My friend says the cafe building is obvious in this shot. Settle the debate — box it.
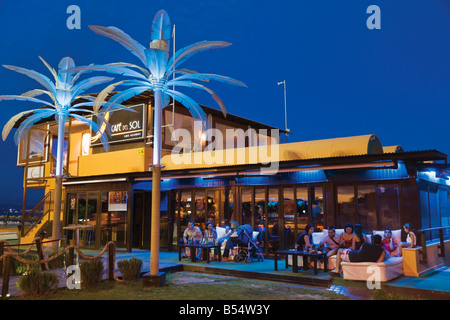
[17,92,450,254]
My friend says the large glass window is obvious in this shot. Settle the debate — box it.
[357,185,377,232]
[312,187,324,231]
[283,188,295,247]
[206,190,220,227]
[378,184,400,230]
[100,191,127,249]
[163,109,194,150]
[337,186,356,227]
[241,188,252,226]
[18,127,50,166]
[223,188,235,225]
[178,190,192,242]
[66,192,99,248]
[268,188,279,252]
[446,191,450,237]
[194,190,206,229]
[255,188,266,228]
[296,187,308,231]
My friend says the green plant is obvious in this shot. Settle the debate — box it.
[9,254,39,276]
[47,251,68,270]
[16,269,58,296]
[117,257,143,281]
[80,259,104,289]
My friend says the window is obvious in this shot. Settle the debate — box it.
[296,187,308,230]
[194,190,206,228]
[268,188,279,251]
[312,187,324,231]
[241,188,252,226]
[357,185,377,232]
[163,109,194,150]
[337,183,401,231]
[283,188,295,247]
[337,186,356,227]
[101,191,127,249]
[378,184,400,230]
[17,127,50,166]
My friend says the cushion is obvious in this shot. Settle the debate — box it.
[216,227,226,239]
[312,232,325,245]
[341,257,403,282]
[373,229,402,245]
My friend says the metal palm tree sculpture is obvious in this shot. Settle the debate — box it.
[0,56,123,252]
[71,9,246,278]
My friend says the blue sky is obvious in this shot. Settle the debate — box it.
[0,0,449,207]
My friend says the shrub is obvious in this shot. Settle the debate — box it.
[47,251,68,270]
[80,259,104,289]
[17,269,58,296]
[117,257,143,281]
[10,254,39,276]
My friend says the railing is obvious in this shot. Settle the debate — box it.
[417,226,450,264]
[0,237,117,300]
[21,191,53,237]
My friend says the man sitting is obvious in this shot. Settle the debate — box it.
[181,220,203,258]
[332,234,387,275]
[318,226,340,258]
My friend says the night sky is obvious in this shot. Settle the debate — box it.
[0,0,449,207]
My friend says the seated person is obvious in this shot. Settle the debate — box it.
[295,224,314,251]
[381,228,399,257]
[332,234,387,275]
[399,223,416,256]
[222,221,239,261]
[199,222,218,261]
[217,225,231,247]
[254,225,265,249]
[319,226,340,257]
[339,223,355,249]
[353,223,370,250]
[181,220,203,258]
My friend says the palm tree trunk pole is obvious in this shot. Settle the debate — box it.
[150,89,163,276]
[52,114,66,254]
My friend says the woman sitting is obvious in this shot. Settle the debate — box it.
[200,222,218,261]
[339,223,355,249]
[353,223,370,250]
[295,224,314,251]
[381,228,399,257]
[222,221,239,261]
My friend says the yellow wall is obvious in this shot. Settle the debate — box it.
[78,147,147,176]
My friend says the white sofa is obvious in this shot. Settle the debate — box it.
[288,229,344,270]
[289,228,404,280]
[341,256,403,282]
[216,226,260,257]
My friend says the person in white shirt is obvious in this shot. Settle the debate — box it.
[319,226,341,258]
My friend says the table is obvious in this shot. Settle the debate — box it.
[179,243,221,263]
[63,224,94,265]
[63,224,94,247]
[274,250,328,275]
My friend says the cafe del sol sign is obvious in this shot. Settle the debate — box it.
[91,103,146,146]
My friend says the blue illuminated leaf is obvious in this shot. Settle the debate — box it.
[89,25,148,66]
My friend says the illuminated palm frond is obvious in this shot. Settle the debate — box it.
[0,57,119,161]
[70,9,246,133]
